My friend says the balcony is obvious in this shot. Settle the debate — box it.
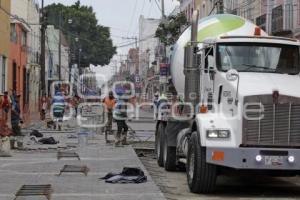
[271,5,293,37]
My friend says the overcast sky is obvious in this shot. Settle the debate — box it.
[44,0,179,79]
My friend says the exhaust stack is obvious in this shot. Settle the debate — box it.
[184,10,200,110]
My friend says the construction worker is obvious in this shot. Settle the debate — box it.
[11,94,22,137]
[113,87,129,146]
[103,91,116,143]
[52,90,65,131]
[156,93,169,118]
[153,92,159,119]
[153,92,159,107]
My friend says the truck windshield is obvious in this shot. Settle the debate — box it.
[216,43,300,74]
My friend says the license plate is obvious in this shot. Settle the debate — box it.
[264,156,283,166]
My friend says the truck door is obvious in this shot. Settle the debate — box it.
[201,46,215,111]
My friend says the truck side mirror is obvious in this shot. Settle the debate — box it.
[226,69,239,81]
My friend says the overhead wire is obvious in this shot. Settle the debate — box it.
[116,34,156,48]
[208,3,216,16]
[154,0,162,12]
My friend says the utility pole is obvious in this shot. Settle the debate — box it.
[58,11,62,81]
[160,0,167,94]
[78,48,81,73]
[184,10,200,107]
[75,34,81,74]
[67,19,73,83]
[161,0,166,19]
[40,0,46,96]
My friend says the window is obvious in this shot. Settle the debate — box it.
[285,3,293,30]
[10,24,17,43]
[272,5,283,33]
[48,53,53,78]
[232,8,237,15]
[256,14,267,31]
[217,43,300,75]
[1,56,6,93]
[298,0,300,25]
[21,30,27,47]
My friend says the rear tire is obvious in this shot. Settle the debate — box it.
[156,123,165,167]
[187,131,217,194]
[163,133,177,171]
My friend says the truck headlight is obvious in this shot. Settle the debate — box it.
[206,130,230,139]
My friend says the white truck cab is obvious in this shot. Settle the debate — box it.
[197,36,300,167]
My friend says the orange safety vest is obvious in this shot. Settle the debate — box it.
[103,97,116,110]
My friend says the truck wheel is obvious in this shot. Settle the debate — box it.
[163,133,177,171]
[187,132,217,194]
[156,123,165,167]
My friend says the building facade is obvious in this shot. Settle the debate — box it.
[139,16,160,78]
[46,25,70,95]
[180,0,300,39]
[127,48,139,75]
[139,15,160,101]
[8,21,29,113]
[11,0,41,121]
[0,0,11,96]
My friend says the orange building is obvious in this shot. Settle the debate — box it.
[8,21,29,117]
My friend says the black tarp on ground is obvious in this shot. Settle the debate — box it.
[100,167,147,184]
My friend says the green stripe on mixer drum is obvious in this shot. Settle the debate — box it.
[197,15,245,42]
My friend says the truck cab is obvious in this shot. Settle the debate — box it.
[186,33,300,194]
[199,35,300,149]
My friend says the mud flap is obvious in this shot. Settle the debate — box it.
[165,120,190,147]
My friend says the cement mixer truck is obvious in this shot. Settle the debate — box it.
[155,13,300,194]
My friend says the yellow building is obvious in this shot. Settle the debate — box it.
[0,0,11,94]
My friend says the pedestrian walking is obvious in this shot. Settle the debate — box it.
[0,92,12,152]
[72,95,80,118]
[1,91,11,122]
[103,91,116,143]
[11,94,22,136]
[113,88,129,146]
[40,94,48,120]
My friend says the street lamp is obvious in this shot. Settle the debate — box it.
[78,48,82,70]
[67,18,73,82]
